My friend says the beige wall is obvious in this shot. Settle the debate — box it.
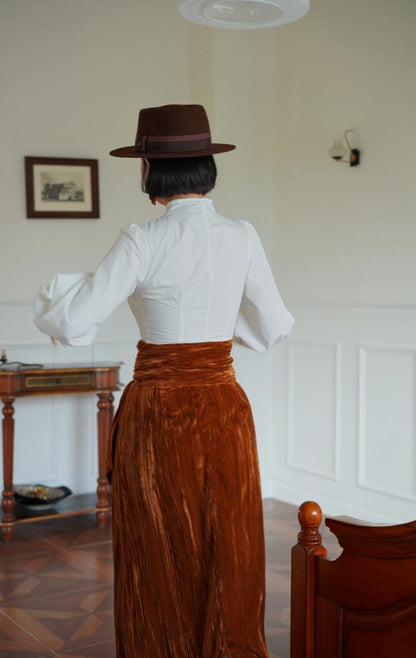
[0,0,189,300]
[272,0,416,306]
[188,1,416,521]
[1,0,415,519]
[271,0,416,520]
[5,0,415,305]
[190,0,416,307]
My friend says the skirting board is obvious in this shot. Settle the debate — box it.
[263,480,413,525]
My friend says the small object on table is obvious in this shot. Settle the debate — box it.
[0,349,44,371]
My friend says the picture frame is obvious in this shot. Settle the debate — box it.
[25,156,99,219]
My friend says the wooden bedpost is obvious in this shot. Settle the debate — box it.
[290,501,327,658]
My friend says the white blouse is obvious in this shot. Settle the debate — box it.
[33,198,294,352]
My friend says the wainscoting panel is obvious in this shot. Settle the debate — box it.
[359,346,415,500]
[0,300,140,494]
[12,396,56,483]
[1,343,55,484]
[2,300,416,523]
[272,305,416,523]
[287,341,341,480]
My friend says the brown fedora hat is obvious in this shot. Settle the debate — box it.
[109,104,235,158]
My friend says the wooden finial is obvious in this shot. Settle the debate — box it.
[297,500,323,548]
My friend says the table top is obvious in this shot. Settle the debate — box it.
[0,362,123,397]
[0,361,122,375]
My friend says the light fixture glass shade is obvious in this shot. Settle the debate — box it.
[178,0,310,29]
[328,136,347,160]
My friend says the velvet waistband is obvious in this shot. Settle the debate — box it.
[133,339,236,386]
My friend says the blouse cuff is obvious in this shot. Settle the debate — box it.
[33,273,98,346]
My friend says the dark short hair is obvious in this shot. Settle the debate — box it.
[142,155,217,198]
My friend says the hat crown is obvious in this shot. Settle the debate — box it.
[137,104,210,138]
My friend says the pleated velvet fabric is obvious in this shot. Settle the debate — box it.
[108,340,269,658]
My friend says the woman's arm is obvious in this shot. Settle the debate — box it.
[33,225,149,346]
[234,222,294,352]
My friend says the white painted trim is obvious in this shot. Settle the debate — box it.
[287,340,342,481]
[266,481,412,524]
[2,300,416,310]
[358,344,416,501]
[283,302,416,311]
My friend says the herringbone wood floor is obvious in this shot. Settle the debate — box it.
[0,499,340,657]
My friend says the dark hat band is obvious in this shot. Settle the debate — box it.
[135,132,211,154]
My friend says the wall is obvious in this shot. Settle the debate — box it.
[188,0,416,521]
[1,0,189,298]
[0,0,279,501]
[0,0,191,492]
[189,25,281,493]
[273,0,416,306]
[270,0,416,521]
[1,0,415,523]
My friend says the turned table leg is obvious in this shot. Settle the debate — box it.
[2,397,15,542]
[96,392,114,528]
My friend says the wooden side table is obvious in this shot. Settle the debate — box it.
[0,362,122,542]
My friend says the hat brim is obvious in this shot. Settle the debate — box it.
[109,143,236,158]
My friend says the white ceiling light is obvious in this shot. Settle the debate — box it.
[177,0,310,29]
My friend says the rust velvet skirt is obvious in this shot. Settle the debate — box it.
[107,340,269,658]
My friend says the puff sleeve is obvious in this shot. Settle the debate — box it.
[234,222,294,352]
[33,225,149,346]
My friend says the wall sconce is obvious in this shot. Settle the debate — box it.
[328,130,360,167]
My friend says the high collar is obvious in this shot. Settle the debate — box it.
[164,197,214,214]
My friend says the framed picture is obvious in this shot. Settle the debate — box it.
[25,156,99,219]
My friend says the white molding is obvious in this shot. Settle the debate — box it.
[266,480,413,524]
[283,302,416,311]
[0,337,135,493]
[260,479,275,499]
[358,343,416,356]
[1,338,136,352]
[358,346,367,491]
[0,299,33,306]
[93,338,137,349]
[287,340,342,481]
[2,299,416,310]
[358,345,416,501]
[3,304,416,516]
[12,397,57,484]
